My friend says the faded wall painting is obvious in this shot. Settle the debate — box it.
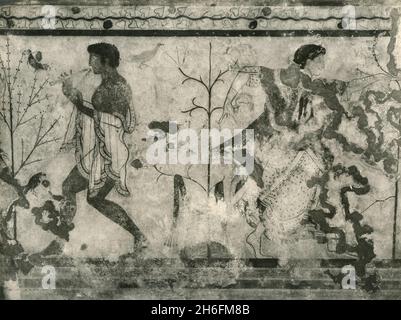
[1,1,401,299]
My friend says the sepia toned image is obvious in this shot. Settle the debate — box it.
[1,0,401,301]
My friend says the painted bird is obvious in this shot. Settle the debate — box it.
[24,49,50,71]
[129,43,164,68]
[23,172,48,194]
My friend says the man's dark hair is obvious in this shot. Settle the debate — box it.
[87,42,120,68]
[293,44,326,69]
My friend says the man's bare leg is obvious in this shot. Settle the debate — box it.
[61,166,88,224]
[87,178,146,248]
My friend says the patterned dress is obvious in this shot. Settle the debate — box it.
[229,64,329,258]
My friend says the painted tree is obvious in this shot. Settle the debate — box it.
[0,37,59,240]
[153,43,234,254]
[155,42,229,197]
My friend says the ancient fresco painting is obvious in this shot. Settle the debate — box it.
[1,2,401,299]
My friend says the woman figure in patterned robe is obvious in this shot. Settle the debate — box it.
[222,44,348,263]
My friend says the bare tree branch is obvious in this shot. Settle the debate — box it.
[181,106,206,116]
[164,51,179,66]
[23,158,43,167]
[17,115,36,127]
[360,195,395,214]
[178,67,209,92]
[16,75,48,127]
[0,54,10,131]
[30,95,49,107]
[16,91,48,129]
[16,74,38,126]
[10,52,25,91]
[154,165,175,183]
[0,111,11,130]
[15,116,60,176]
[15,89,22,122]
[27,73,38,104]
[181,97,208,116]
[154,165,207,193]
[210,107,223,116]
[31,78,49,103]
[185,164,210,193]
[38,137,61,147]
[210,69,229,91]
[372,34,394,77]
[5,38,11,87]
[0,54,9,89]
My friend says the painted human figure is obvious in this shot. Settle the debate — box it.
[222,44,348,262]
[60,42,146,249]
